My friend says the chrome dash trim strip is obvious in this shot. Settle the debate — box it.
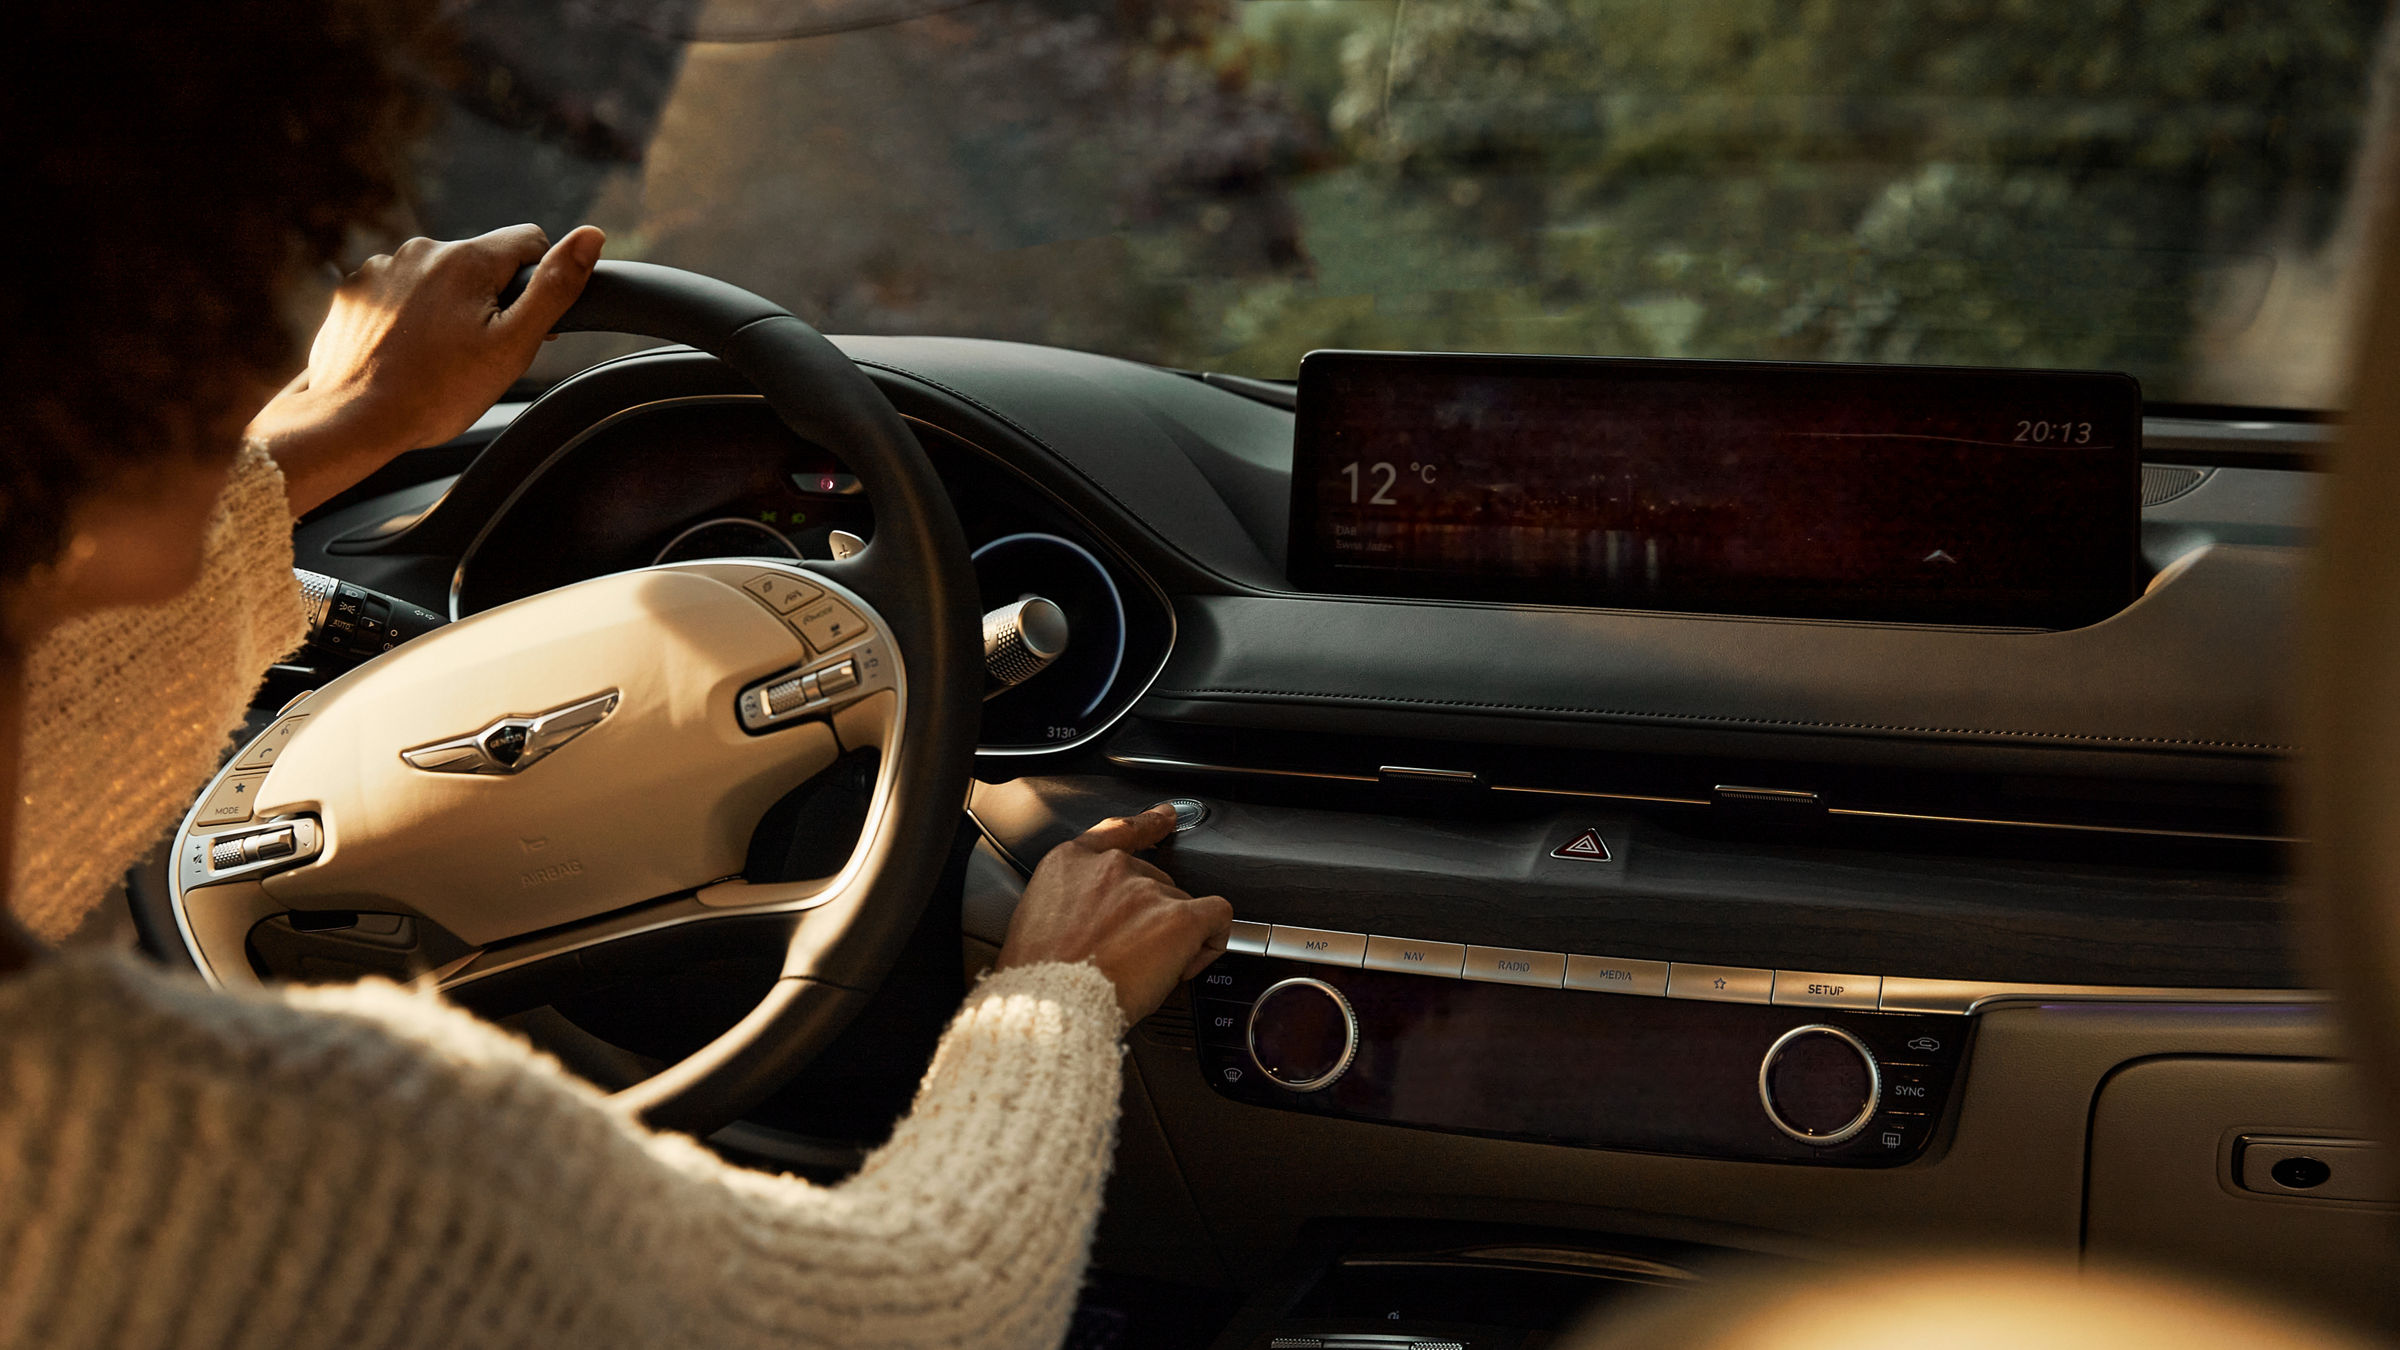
[1105,752,1378,784]
[1827,807,2294,844]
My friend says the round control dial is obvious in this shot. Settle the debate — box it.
[1759,1024,1881,1145]
[1246,977,1358,1092]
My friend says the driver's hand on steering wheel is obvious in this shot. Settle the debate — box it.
[997,804,1236,1025]
[248,223,607,516]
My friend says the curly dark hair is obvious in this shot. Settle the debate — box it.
[0,0,439,588]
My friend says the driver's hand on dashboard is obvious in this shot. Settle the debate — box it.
[998,804,1235,1025]
[249,223,606,515]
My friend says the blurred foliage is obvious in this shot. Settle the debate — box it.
[1167,0,2390,396]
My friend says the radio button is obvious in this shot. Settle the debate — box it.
[1463,945,1566,987]
[1772,970,1882,1010]
[1266,925,1368,968]
[1364,935,1465,978]
[1565,954,1669,997]
[1668,962,1774,1004]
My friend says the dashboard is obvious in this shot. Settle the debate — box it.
[244,335,2397,1337]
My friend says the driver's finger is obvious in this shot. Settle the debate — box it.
[496,225,605,339]
[1177,896,1235,980]
[1077,803,1179,854]
[471,222,552,272]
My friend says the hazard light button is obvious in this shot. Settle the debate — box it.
[1550,828,1613,862]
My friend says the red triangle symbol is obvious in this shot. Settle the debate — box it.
[1551,830,1611,861]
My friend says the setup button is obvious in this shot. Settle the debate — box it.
[1772,970,1883,1010]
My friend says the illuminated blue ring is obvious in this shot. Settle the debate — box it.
[969,532,1127,720]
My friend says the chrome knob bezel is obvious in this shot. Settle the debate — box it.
[1246,976,1359,1093]
[1758,1023,1881,1146]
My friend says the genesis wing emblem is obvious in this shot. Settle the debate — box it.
[400,690,621,776]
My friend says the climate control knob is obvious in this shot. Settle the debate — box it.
[1759,1024,1880,1145]
[1246,977,1358,1092]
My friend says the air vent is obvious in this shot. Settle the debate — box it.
[2141,463,2212,507]
[1105,720,2286,848]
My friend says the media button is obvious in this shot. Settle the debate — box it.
[1364,935,1465,978]
[1265,925,1368,968]
[1771,970,1882,1010]
[1667,962,1773,1004]
[1462,945,1566,988]
[1564,954,1668,997]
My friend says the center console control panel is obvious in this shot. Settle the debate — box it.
[1191,924,1968,1167]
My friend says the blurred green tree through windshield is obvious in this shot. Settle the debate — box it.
[419,0,2395,407]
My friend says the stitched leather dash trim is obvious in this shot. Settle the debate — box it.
[1153,686,2290,752]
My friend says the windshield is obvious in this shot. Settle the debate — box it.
[422,0,2395,409]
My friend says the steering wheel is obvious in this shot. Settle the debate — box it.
[166,262,983,1135]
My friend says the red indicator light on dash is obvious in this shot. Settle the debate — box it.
[793,472,863,496]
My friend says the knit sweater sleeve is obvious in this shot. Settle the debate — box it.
[9,442,306,939]
[0,956,1129,1350]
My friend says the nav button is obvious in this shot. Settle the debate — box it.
[1364,935,1465,978]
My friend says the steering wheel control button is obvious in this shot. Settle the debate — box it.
[198,772,268,827]
[1771,970,1883,1010]
[1667,962,1774,1004]
[1265,925,1368,968]
[234,715,310,771]
[182,817,323,891]
[1246,977,1359,1092]
[1364,935,1465,978]
[793,594,866,651]
[1226,919,1272,955]
[1565,954,1670,997]
[1463,945,1567,988]
[1760,1024,1882,1146]
[742,571,822,614]
[815,660,860,697]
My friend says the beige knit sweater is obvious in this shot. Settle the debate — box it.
[0,447,1129,1350]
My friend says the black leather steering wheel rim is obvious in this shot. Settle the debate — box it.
[501,261,984,1132]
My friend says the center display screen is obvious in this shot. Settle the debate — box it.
[1288,352,2143,628]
